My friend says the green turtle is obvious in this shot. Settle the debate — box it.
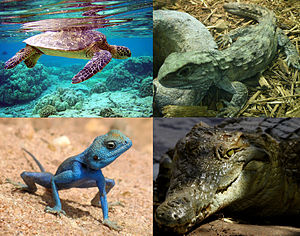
[4,30,131,83]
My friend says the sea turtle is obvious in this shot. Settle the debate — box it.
[4,30,131,83]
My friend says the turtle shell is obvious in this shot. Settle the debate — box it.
[23,30,106,51]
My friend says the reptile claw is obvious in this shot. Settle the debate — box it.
[103,219,123,231]
[45,206,66,216]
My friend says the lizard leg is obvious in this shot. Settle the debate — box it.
[45,176,66,216]
[4,45,37,69]
[45,172,76,216]
[91,178,123,208]
[14,171,53,193]
[71,50,112,84]
[97,178,123,231]
[277,28,300,70]
[217,81,248,117]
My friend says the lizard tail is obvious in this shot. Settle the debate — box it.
[22,148,45,172]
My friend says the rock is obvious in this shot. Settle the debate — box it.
[52,136,71,147]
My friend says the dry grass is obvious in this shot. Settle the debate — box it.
[154,0,300,117]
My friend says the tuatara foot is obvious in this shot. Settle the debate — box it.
[5,178,36,193]
[103,219,123,231]
[217,34,232,48]
[286,54,300,70]
[45,206,66,216]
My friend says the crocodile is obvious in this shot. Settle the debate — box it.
[157,3,300,117]
[155,118,300,234]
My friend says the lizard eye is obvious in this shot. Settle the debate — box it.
[106,141,116,149]
[93,155,99,160]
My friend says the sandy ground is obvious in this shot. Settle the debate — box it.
[0,118,153,235]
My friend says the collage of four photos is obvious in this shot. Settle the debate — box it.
[0,0,300,235]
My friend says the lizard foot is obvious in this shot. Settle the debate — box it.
[45,206,66,216]
[91,200,125,209]
[103,219,123,231]
[5,178,35,192]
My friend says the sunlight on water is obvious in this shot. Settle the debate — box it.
[0,0,152,40]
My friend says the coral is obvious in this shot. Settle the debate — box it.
[33,87,85,114]
[99,108,122,117]
[0,61,50,105]
[90,82,108,94]
[105,56,153,91]
[139,76,153,97]
[39,105,57,117]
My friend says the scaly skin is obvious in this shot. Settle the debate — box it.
[155,118,300,234]
[158,3,300,117]
[8,130,132,231]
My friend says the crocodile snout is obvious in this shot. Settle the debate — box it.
[155,195,196,233]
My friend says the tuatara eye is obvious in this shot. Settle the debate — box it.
[177,66,191,77]
[106,141,116,149]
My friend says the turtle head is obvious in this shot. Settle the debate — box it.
[110,45,131,59]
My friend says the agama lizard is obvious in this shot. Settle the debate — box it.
[7,130,132,231]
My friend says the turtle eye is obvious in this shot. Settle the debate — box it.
[93,155,99,161]
[106,141,116,149]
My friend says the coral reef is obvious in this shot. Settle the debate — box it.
[139,76,153,97]
[90,82,108,94]
[39,105,57,117]
[99,108,122,117]
[33,87,85,114]
[105,56,153,91]
[0,61,50,105]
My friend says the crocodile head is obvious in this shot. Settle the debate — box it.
[155,124,282,234]
[157,51,220,90]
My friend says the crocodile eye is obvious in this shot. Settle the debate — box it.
[177,66,191,77]
[106,141,116,149]
[226,149,235,158]
[93,155,99,160]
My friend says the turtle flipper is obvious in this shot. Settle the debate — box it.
[4,46,36,69]
[72,50,112,84]
[24,51,43,68]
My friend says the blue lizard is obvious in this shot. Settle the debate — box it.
[8,130,132,231]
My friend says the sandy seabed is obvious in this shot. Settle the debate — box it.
[0,118,153,235]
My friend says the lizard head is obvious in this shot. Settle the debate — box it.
[83,130,132,170]
[155,125,278,234]
[157,51,218,90]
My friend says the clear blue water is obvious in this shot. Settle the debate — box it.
[0,0,153,117]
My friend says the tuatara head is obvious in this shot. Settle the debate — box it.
[157,50,220,90]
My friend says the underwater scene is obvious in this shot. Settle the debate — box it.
[0,0,153,117]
